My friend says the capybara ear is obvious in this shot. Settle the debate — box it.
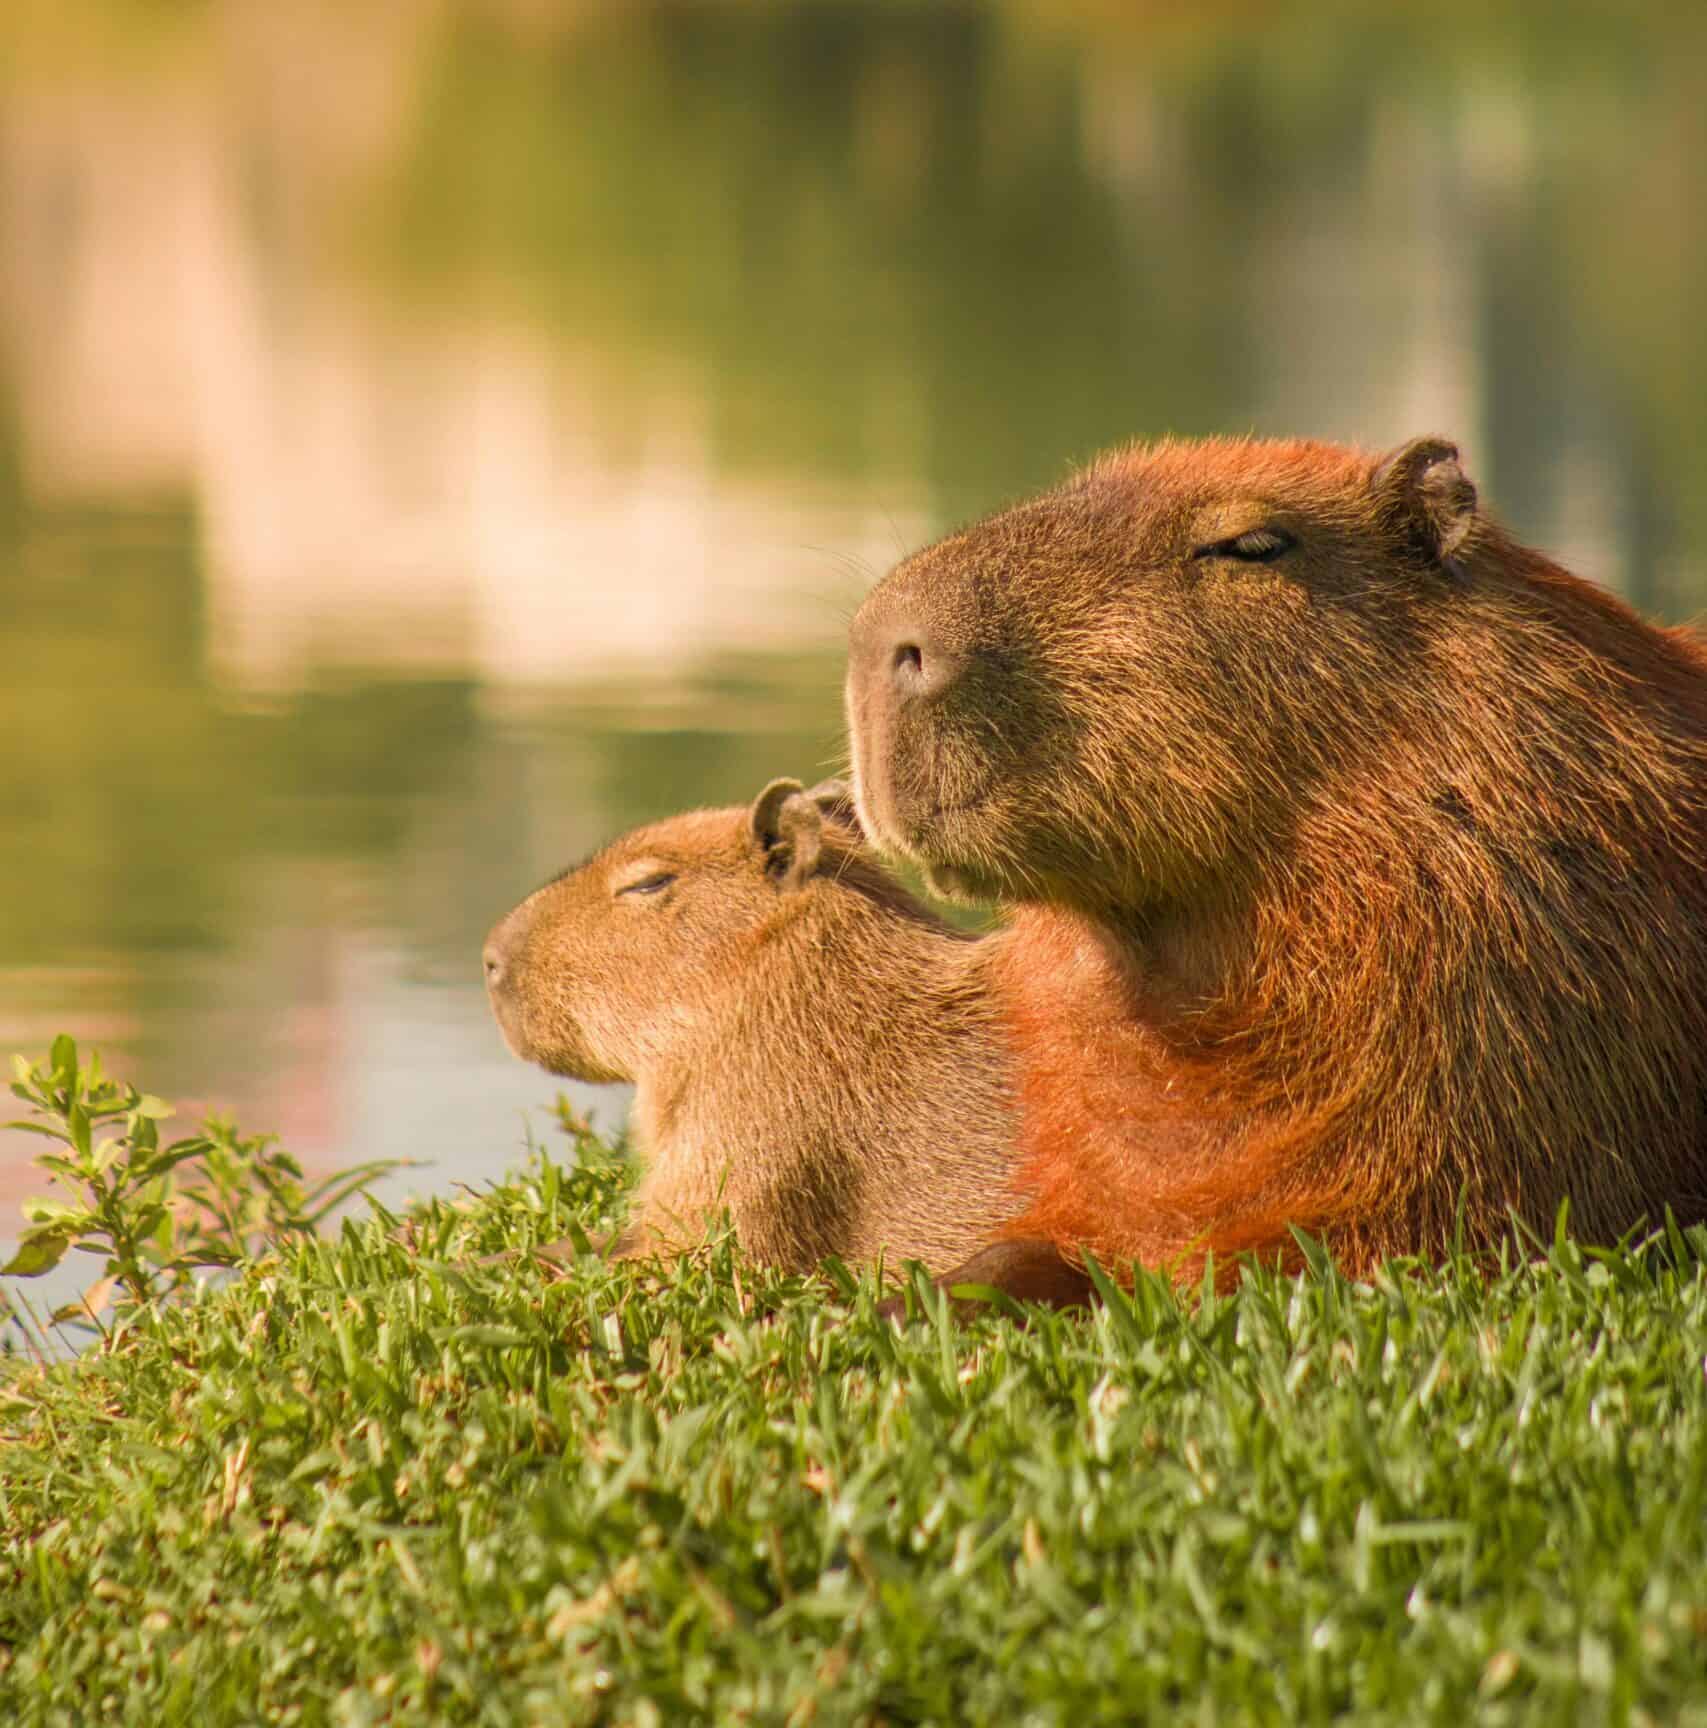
[750,777,824,890]
[804,778,858,829]
[751,777,803,850]
[1372,436,1478,565]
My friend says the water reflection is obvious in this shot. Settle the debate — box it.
[3,0,1704,1260]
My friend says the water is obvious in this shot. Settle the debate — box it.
[4,1,1706,1278]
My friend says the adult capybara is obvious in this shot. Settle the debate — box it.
[846,434,1707,1298]
[483,778,1022,1276]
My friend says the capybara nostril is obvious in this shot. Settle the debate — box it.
[483,909,525,995]
[887,628,961,703]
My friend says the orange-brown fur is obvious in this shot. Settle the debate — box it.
[847,435,1707,1285]
[483,780,1021,1275]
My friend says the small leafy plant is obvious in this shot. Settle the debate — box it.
[3,1035,404,1341]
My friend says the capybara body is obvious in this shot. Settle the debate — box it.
[847,435,1707,1288]
[483,779,1021,1274]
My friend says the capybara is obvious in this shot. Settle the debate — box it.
[846,434,1707,1298]
[483,778,1022,1276]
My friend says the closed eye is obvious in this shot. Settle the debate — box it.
[1192,527,1295,563]
[615,871,677,899]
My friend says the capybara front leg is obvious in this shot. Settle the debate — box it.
[879,1237,1094,1321]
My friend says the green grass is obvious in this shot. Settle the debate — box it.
[4,1140,1707,1726]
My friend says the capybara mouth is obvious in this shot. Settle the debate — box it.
[877,789,996,873]
[486,992,532,1063]
[888,796,1025,906]
[913,790,991,839]
[850,755,961,860]
[920,859,1007,904]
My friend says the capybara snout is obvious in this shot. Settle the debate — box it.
[850,607,966,709]
[482,898,536,1029]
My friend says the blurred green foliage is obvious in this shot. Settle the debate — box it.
[371,1,1707,556]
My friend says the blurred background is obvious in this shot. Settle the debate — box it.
[2,0,1705,1244]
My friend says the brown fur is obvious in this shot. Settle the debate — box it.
[846,435,1707,1289]
[483,779,1021,1274]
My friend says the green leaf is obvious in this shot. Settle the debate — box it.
[67,1102,92,1159]
[300,1164,410,1227]
[5,1120,72,1143]
[301,1157,410,1207]
[135,1094,175,1120]
[20,1197,87,1227]
[130,1204,169,1242]
[288,1447,340,1484]
[49,1034,77,1085]
[1081,1252,1149,1350]
[941,1279,1027,1322]
[135,1141,213,1183]
[1663,1205,1692,1272]
[180,1246,239,1269]
[1368,1519,1473,1546]
[2,1228,72,1277]
[1287,1225,1333,1281]
[448,1325,531,1348]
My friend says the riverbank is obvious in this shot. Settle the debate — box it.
[4,1128,1706,1722]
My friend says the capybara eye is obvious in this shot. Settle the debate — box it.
[615,872,677,899]
[1195,527,1295,563]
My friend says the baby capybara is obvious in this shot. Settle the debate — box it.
[483,778,1021,1275]
[846,434,1707,1298]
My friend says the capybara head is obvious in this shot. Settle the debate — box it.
[846,436,1482,913]
[484,778,872,1082]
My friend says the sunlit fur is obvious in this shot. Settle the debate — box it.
[484,790,1020,1274]
[847,435,1707,1280]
